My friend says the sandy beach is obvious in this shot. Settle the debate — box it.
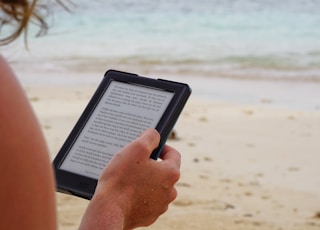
[1,1,319,229]
[21,70,320,230]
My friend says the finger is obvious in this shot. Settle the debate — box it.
[159,145,181,169]
[158,145,181,187]
[122,128,160,159]
[139,128,159,139]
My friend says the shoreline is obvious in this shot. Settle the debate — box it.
[17,68,320,111]
[8,56,320,82]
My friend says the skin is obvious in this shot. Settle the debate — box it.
[0,56,57,230]
[80,132,181,229]
[0,56,181,229]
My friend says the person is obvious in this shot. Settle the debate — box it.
[0,1,181,229]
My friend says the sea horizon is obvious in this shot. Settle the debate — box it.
[1,0,320,82]
[1,0,320,111]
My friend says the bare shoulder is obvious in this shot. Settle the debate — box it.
[0,56,57,230]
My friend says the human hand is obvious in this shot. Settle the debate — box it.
[79,128,181,230]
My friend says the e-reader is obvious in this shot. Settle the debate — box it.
[52,70,191,200]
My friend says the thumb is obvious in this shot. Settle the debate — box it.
[122,128,160,160]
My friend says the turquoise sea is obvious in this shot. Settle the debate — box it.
[1,0,320,81]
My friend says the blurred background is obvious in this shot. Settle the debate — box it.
[1,0,320,109]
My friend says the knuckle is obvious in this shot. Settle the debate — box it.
[161,167,180,189]
[169,167,180,184]
[169,188,178,203]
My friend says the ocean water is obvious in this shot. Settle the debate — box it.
[2,0,320,80]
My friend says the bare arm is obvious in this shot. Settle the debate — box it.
[79,129,181,230]
[0,56,181,230]
[0,57,57,229]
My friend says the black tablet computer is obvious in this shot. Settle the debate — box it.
[53,69,191,200]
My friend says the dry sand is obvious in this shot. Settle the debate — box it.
[24,79,320,230]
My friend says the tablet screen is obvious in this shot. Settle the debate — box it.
[60,80,174,179]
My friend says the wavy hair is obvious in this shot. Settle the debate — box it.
[0,0,70,45]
